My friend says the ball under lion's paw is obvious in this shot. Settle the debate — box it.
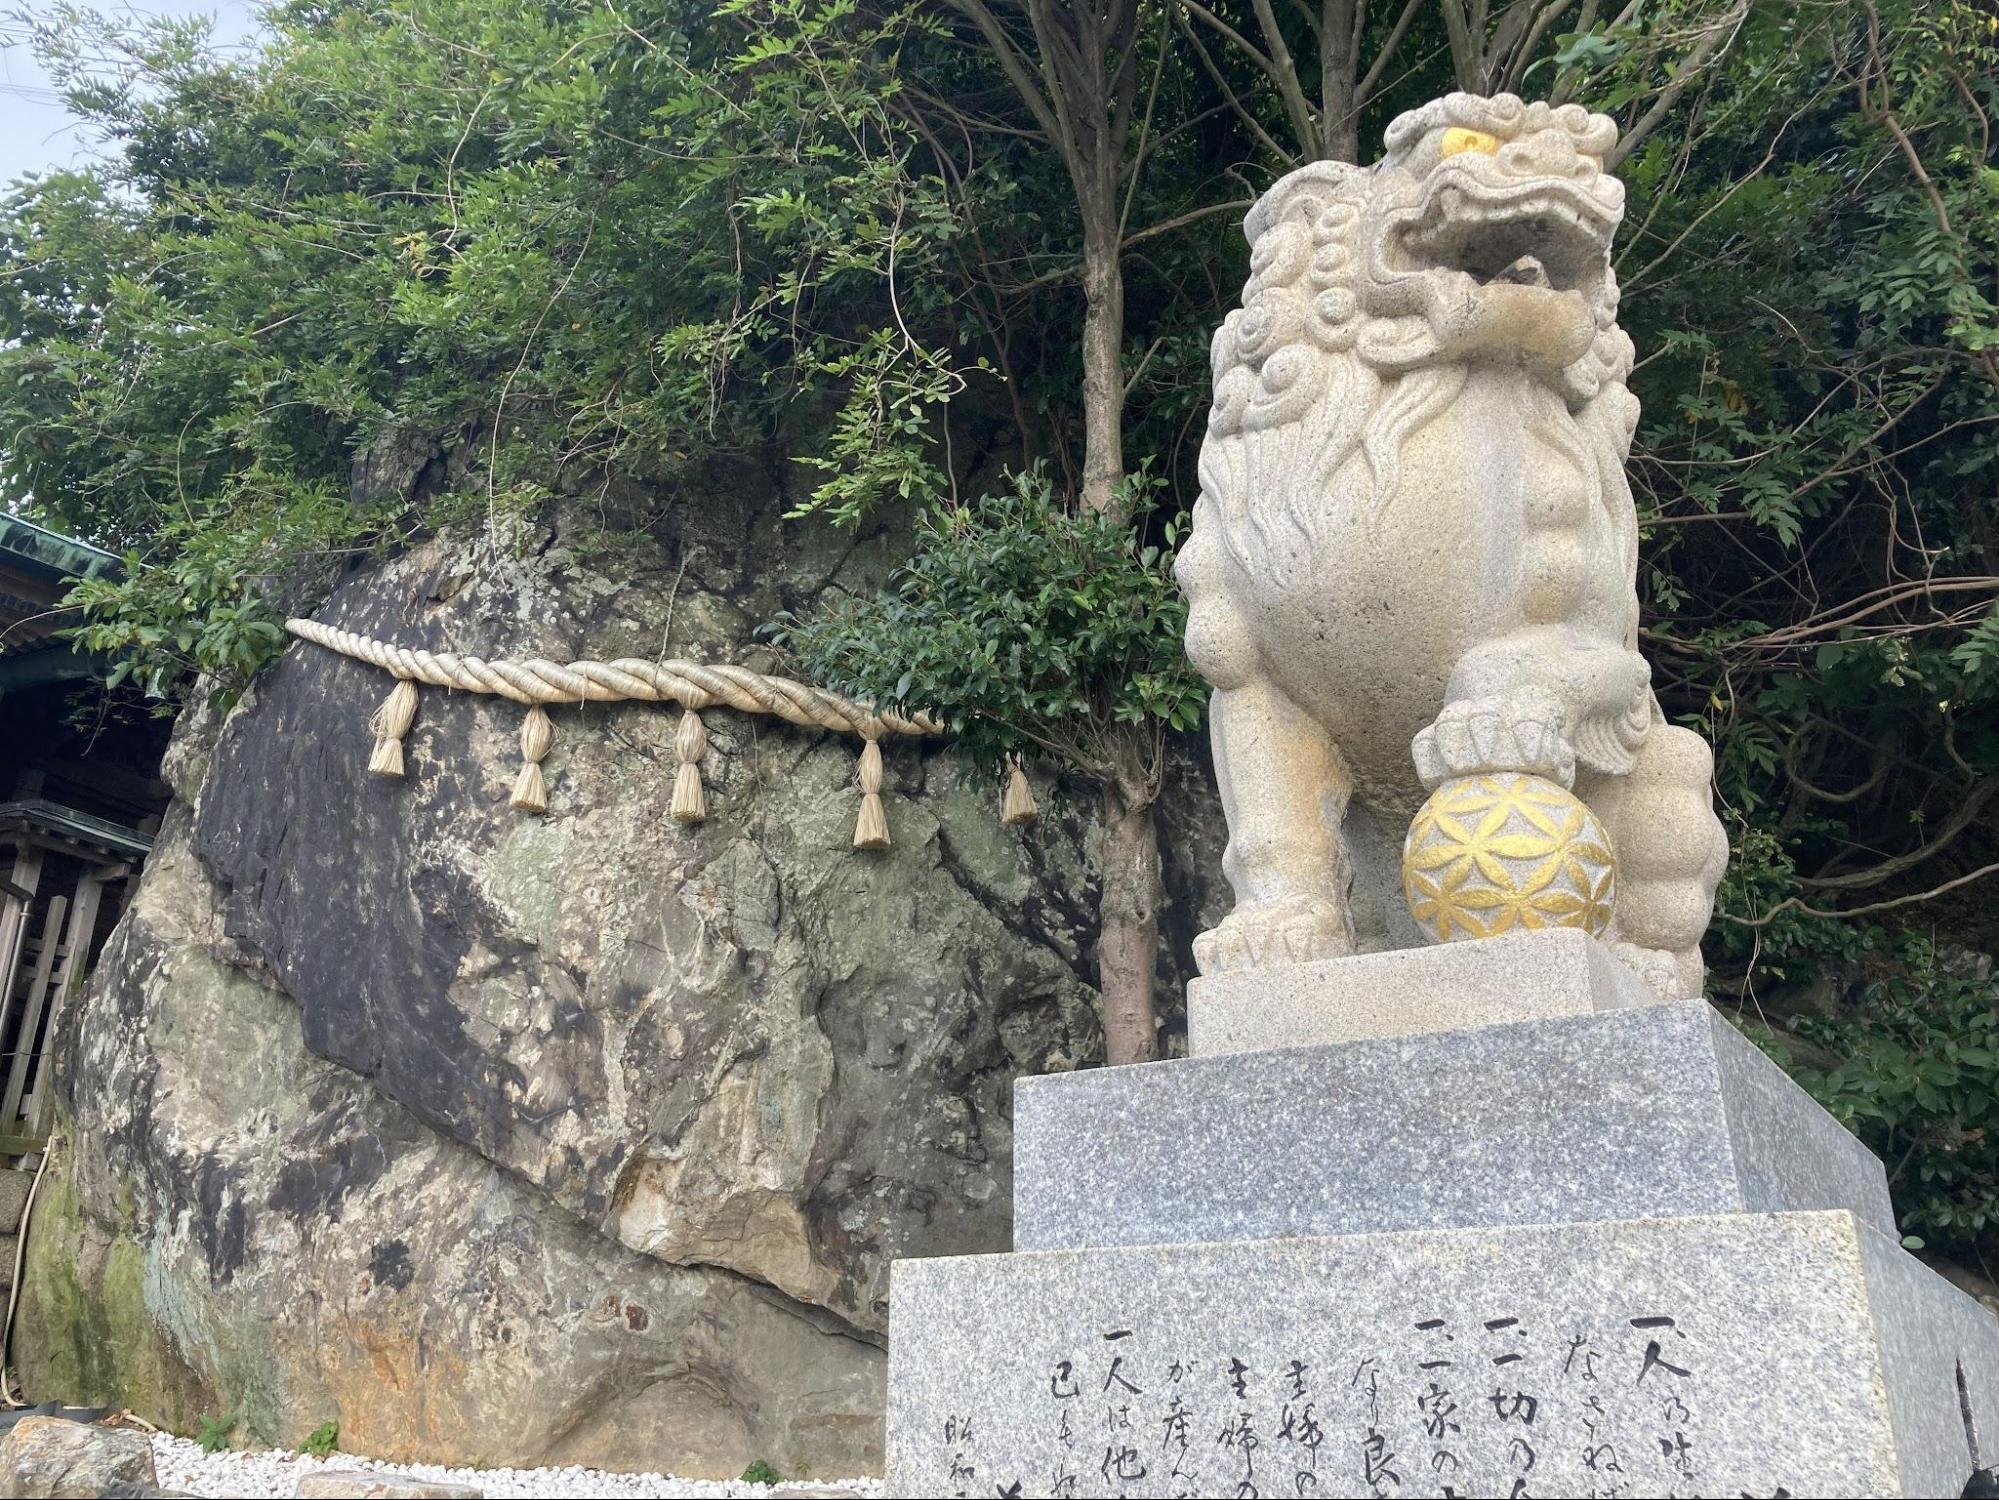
[1192,893,1354,975]
[1402,772,1616,942]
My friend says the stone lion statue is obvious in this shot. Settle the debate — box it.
[1175,92,1728,998]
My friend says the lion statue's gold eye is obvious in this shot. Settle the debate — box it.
[1439,127,1500,157]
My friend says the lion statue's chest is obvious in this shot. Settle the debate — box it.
[1217,366,1619,806]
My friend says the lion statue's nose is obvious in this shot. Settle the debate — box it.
[1498,132,1599,181]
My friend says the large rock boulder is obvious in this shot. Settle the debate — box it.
[0,1417,155,1498]
[17,492,1225,1479]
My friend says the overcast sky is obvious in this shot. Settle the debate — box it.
[0,1,263,188]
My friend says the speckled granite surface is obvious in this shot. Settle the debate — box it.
[1014,1003,1895,1252]
[891,949,1995,1498]
[888,1210,1999,1498]
[1187,929,1658,1054]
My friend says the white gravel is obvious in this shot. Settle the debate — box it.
[149,1433,883,1499]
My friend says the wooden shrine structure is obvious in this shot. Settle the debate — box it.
[0,516,169,1157]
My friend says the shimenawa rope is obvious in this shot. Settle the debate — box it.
[285,617,1032,844]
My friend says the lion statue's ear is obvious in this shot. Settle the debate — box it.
[1244,160,1367,245]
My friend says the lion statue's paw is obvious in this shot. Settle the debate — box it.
[1192,894,1355,975]
[1413,691,1576,790]
[1605,940,1692,1003]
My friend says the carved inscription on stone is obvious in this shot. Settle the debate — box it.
[921,1309,1797,1500]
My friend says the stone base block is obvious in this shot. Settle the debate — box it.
[1187,930,1657,1055]
[1015,1002,1893,1252]
[886,1210,1999,1498]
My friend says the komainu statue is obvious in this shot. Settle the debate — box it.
[1175,92,1728,998]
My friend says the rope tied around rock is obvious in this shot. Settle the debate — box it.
[286,616,961,848]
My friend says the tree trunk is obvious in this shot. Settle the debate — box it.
[1078,217,1156,1064]
[1097,762,1161,1067]
[1078,213,1126,517]
[1320,0,1360,165]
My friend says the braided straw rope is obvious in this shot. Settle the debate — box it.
[286,618,942,739]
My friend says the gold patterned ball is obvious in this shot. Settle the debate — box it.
[1401,772,1616,943]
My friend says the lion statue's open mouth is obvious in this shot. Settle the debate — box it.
[1352,95,1629,388]
[1205,93,1636,436]
[1399,177,1615,298]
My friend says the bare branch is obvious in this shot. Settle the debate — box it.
[1434,0,1479,91]
[1619,83,1826,294]
[1174,5,1296,166]
[1119,7,1173,237]
[939,0,1066,156]
[1356,0,1426,108]
[1797,780,1996,891]
[991,197,1258,297]
[1247,0,1321,150]
[1500,0,1577,93]
[1606,0,1749,171]
[1124,196,1260,247]
[1021,0,1086,171]
[1176,0,1282,81]
[1285,0,1325,37]
[1723,859,1999,927]
[1857,0,1952,233]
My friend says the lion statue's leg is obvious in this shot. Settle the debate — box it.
[1180,517,1356,976]
[1196,677,1358,974]
[1576,721,1730,1000]
[1407,632,1723,1001]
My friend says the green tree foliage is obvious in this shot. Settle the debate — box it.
[2,0,969,695]
[1617,2,1999,967]
[1594,5,1999,1257]
[2,0,1996,1253]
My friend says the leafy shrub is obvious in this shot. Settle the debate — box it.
[771,468,1204,776]
[195,1412,237,1454]
[740,1458,783,1484]
[66,541,289,711]
[774,465,1201,1063]
[61,484,394,711]
[1765,936,1999,1257]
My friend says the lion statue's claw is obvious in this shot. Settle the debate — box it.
[1192,894,1354,975]
[1413,692,1576,790]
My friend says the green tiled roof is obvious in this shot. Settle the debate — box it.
[0,514,120,584]
[0,513,123,669]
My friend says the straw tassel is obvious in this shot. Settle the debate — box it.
[853,736,889,850]
[1001,758,1038,826]
[670,709,708,824]
[367,677,420,778]
[511,704,555,812]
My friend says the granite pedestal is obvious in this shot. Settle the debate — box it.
[1186,928,1658,1055]
[1014,1000,1893,1251]
[885,933,1999,1497]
